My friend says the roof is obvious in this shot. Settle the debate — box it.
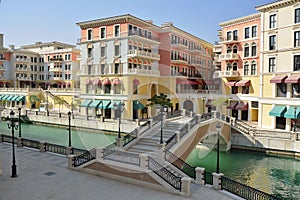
[256,0,298,12]
[219,13,261,27]
[21,41,75,49]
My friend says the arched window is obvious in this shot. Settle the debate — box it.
[227,46,232,53]
[251,42,257,57]
[232,62,238,71]
[226,63,232,71]
[244,43,250,57]
[232,45,238,53]
[244,61,249,75]
[251,61,257,75]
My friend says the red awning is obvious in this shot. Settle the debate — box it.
[204,80,214,85]
[112,78,121,85]
[226,81,237,86]
[236,102,248,110]
[93,78,102,85]
[285,74,300,84]
[270,75,287,83]
[235,80,251,86]
[133,79,140,85]
[103,78,111,85]
[86,78,92,85]
[227,101,238,109]
[176,79,202,85]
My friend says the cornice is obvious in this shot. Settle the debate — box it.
[256,0,300,12]
[219,13,261,27]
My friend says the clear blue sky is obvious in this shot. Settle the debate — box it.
[0,0,274,48]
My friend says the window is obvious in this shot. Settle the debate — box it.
[232,45,238,53]
[252,26,257,37]
[244,62,249,75]
[244,44,250,57]
[101,64,105,74]
[104,85,111,94]
[114,63,120,74]
[233,30,238,40]
[231,86,238,94]
[226,63,232,71]
[226,46,232,53]
[100,46,106,57]
[251,43,257,57]
[251,61,256,75]
[133,85,138,94]
[87,29,92,40]
[242,86,249,94]
[114,85,121,94]
[100,27,106,39]
[269,35,276,50]
[269,57,276,72]
[244,27,250,39]
[227,31,232,41]
[87,65,92,75]
[294,55,300,71]
[292,83,300,98]
[114,25,120,37]
[87,47,93,58]
[295,31,300,47]
[276,83,287,97]
[295,8,300,23]
[269,14,277,29]
[232,62,238,71]
[114,45,120,57]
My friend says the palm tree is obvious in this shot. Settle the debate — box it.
[29,95,40,109]
[54,96,64,115]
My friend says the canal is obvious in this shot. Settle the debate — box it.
[1,121,299,199]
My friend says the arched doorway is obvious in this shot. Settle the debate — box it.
[183,100,193,112]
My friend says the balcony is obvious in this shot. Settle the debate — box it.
[213,56,221,66]
[213,70,240,78]
[49,57,63,62]
[219,37,239,44]
[171,42,188,50]
[213,44,222,53]
[128,50,160,61]
[49,67,63,72]
[128,31,160,45]
[15,58,30,62]
[171,57,188,65]
[128,68,160,76]
[17,77,30,81]
[219,53,238,61]
[16,67,30,72]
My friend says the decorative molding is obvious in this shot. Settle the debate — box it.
[219,13,261,27]
[256,0,300,12]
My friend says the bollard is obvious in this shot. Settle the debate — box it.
[212,172,224,190]
[195,167,205,185]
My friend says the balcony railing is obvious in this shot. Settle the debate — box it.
[49,67,63,72]
[213,45,222,53]
[128,50,160,61]
[128,68,160,76]
[17,77,30,81]
[15,58,30,62]
[213,70,240,78]
[49,58,63,62]
[219,53,238,61]
[219,37,239,44]
[171,42,188,50]
[128,31,160,43]
[171,57,188,65]
[16,67,30,72]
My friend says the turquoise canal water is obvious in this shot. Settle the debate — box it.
[1,121,300,199]
[0,122,115,150]
[186,148,300,200]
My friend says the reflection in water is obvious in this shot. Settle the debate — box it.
[186,147,300,200]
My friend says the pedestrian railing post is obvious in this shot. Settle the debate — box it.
[195,167,205,185]
[212,172,223,190]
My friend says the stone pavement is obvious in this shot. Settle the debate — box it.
[0,143,240,200]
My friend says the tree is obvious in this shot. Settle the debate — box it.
[212,97,231,113]
[29,95,40,109]
[147,93,172,108]
[54,96,64,113]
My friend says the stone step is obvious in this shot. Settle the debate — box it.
[165,165,182,178]
[138,140,158,146]
[126,146,156,154]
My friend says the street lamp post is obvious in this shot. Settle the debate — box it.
[294,106,297,132]
[18,107,21,137]
[68,111,71,147]
[160,106,164,144]
[46,92,49,116]
[216,122,221,174]
[202,97,206,114]
[6,110,19,178]
[113,102,125,139]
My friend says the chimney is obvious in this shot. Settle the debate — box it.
[0,33,3,48]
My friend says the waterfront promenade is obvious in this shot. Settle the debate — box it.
[0,143,240,200]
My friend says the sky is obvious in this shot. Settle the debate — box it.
[0,0,275,48]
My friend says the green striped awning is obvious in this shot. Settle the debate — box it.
[133,100,145,110]
[269,105,287,117]
[98,100,111,109]
[88,100,102,108]
[11,96,19,101]
[80,99,92,107]
[284,106,300,119]
[16,96,25,102]
[0,95,3,100]
[1,95,10,101]
[107,100,121,109]
[6,95,15,101]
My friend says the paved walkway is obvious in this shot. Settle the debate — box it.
[0,143,239,200]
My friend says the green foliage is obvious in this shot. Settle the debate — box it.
[147,93,172,108]
[54,96,64,112]
[29,95,40,103]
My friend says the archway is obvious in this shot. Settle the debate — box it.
[183,100,193,112]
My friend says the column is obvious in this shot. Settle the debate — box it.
[139,153,149,170]
[212,172,223,190]
[195,167,205,185]
[96,147,104,160]
[67,155,76,169]
[181,177,192,197]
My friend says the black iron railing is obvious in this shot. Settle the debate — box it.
[123,129,137,147]
[1,134,15,143]
[165,150,196,178]
[204,171,213,185]
[148,156,182,191]
[179,124,188,139]
[221,176,281,200]
[104,151,140,166]
[103,142,116,158]
[73,148,96,167]
[165,134,177,151]
[190,116,198,129]
[201,112,213,122]
[22,138,40,150]
[72,147,88,156]
[45,143,67,155]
